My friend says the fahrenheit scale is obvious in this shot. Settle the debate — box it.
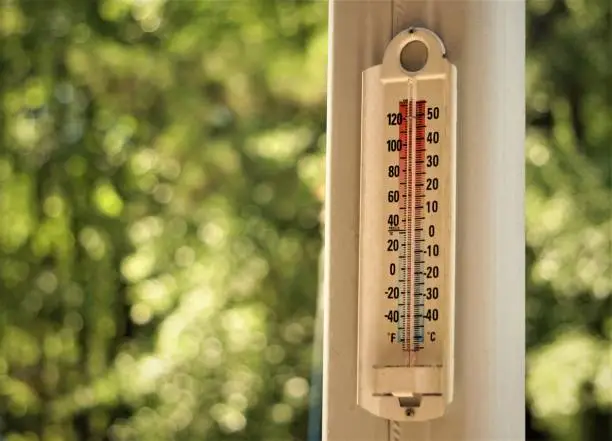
[357,28,457,422]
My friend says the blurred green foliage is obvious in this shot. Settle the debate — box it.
[0,1,609,441]
[1,1,325,440]
[526,0,612,440]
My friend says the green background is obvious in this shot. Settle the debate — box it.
[0,1,610,440]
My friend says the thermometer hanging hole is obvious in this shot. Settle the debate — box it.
[400,40,428,72]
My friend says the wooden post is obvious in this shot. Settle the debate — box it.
[323,1,525,440]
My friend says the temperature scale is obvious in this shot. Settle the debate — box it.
[357,27,457,423]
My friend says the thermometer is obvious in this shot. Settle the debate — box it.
[357,27,457,422]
